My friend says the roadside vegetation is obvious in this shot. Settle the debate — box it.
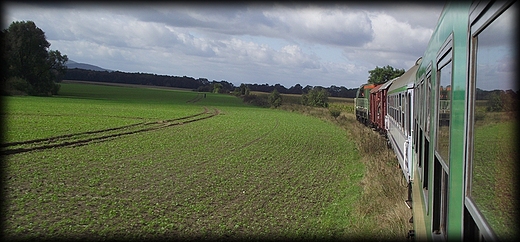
[3,82,411,240]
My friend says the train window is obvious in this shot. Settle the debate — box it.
[420,82,426,130]
[402,94,405,133]
[414,84,418,130]
[401,94,404,128]
[393,95,396,120]
[392,95,395,120]
[390,95,393,120]
[395,94,398,124]
[394,95,397,121]
[391,96,394,120]
[395,95,398,125]
[422,139,430,203]
[420,82,423,126]
[467,1,517,240]
[413,80,420,151]
[420,82,425,131]
[403,94,406,131]
[407,93,411,136]
[390,95,393,121]
[416,84,420,127]
[436,54,452,166]
[426,73,432,136]
[393,95,397,122]
[433,157,448,238]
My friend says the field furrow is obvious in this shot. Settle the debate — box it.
[2,107,219,155]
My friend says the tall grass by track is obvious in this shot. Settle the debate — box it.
[2,83,410,240]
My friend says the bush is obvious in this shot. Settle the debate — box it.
[3,76,29,95]
[51,83,61,95]
[242,94,269,107]
[302,87,329,107]
[268,89,282,108]
[486,92,503,112]
[329,109,341,119]
[475,107,486,121]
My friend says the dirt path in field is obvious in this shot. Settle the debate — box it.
[2,107,220,155]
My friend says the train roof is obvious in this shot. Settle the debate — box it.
[378,77,397,91]
[369,83,383,94]
[361,83,377,90]
[388,58,422,94]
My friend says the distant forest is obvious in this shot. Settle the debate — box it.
[63,68,358,98]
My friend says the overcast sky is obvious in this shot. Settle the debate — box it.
[3,2,445,88]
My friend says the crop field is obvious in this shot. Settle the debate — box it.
[1,82,382,240]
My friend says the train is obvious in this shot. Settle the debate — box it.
[355,1,517,241]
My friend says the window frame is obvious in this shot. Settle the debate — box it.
[464,1,516,241]
[435,34,453,170]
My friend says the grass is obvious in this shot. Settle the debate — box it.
[471,111,518,239]
[2,82,411,240]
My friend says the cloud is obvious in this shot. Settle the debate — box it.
[365,11,433,53]
[263,5,374,46]
[3,2,445,88]
[341,9,436,71]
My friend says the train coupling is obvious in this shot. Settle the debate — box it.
[407,230,415,241]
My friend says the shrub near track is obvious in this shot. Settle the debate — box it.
[3,82,370,240]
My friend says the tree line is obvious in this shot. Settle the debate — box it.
[63,68,359,98]
[63,68,236,93]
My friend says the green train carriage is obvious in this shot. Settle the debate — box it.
[410,1,518,241]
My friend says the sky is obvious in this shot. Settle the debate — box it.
[3,2,445,89]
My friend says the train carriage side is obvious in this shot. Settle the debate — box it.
[410,1,517,241]
[378,77,396,135]
[386,59,420,185]
[369,84,383,129]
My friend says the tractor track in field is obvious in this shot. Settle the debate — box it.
[2,107,220,155]
[231,119,280,152]
[186,93,204,103]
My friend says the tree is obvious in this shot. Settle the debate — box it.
[268,89,282,108]
[239,83,250,96]
[302,87,329,108]
[48,50,68,83]
[367,65,405,84]
[3,21,68,96]
[212,83,222,93]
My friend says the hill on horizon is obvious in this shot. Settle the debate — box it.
[65,60,111,72]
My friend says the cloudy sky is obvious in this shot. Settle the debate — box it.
[3,2,444,88]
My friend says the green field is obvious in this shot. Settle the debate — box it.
[471,114,518,239]
[2,82,384,240]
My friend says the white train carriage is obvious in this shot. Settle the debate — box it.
[386,58,421,183]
